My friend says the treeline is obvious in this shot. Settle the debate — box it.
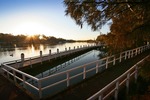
[0,33,75,45]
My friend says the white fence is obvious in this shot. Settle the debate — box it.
[1,44,150,99]
[87,55,150,100]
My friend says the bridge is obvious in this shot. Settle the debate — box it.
[0,44,150,99]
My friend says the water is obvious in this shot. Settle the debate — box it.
[0,42,94,63]
[36,50,101,78]
[27,50,105,97]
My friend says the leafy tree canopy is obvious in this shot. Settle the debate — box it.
[64,0,150,53]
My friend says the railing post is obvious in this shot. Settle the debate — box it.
[128,51,130,59]
[38,80,42,99]
[131,50,133,58]
[57,49,59,54]
[119,53,122,62]
[135,65,138,83]
[69,47,71,51]
[12,70,17,83]
[138,48,140,54]
[126,73,130,95]
[106,57,108,69]
[113,56,116,65]
[114,81,119,100]
[21,53,24,67]
[74,46,75,49]
[83,66,86,79]
[98,93,103,100]
[135,49,138,56]
[49,49,51,61]
[67,71,70,87]
[125,52,127,60]
[22,74,26,89]
[96,63,99,73]
[77,46,79,49]
[15,60,19,68]
[65,48,67,51]
[30,58,32,68]
[40,51,42,64]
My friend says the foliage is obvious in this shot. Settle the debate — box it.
[0,33,75,45]
[64,0,150,53]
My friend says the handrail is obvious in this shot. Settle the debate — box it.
[2,64,39,81]
[87,55,149,100]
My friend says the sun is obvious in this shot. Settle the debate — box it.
[13,22,50,36]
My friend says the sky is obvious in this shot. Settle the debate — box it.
[0,0,110,40]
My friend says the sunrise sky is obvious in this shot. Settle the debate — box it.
[0,0,110,40]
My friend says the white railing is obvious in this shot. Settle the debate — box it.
[0,44,150,99]
[87,55,150,100]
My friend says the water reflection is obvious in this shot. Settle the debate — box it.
[35,50,101,78]
[0,42,94,63]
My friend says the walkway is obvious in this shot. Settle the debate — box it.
[47,50,150,100]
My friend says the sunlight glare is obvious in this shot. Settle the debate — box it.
[13,22,50,36]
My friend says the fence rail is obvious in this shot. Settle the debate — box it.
[87,55,149,100]
[0,44,150,99]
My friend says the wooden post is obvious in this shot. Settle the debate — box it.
[131,50,133,58]
[77,46,79,49]
[38,80,42,99]
[67,71,70,87]
[69,47,71,50]
[40,51,42,64]
[65,48,67,51]
[135,49,138,56]
[57,49,59,54]
[13,70,17,83]
[106,57,108,69]
[114,81,119,100]
[119,53,122,62]
[15,60,18,68]
[128,51,130,59]
[139,48,141,53]
[135,65,138,83]
[74,46,75,49]
[83,66,86,79]
[125,52,127,60]
[21,53,24,67]
[96,63,99,73]
[49,50,51,61]
[30,58,32,68]
[22,74,26,89]
[98,94,103,100]
[126,73,130,95]
[113,56,116,65]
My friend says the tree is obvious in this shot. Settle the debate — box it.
[64,0,150,53]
